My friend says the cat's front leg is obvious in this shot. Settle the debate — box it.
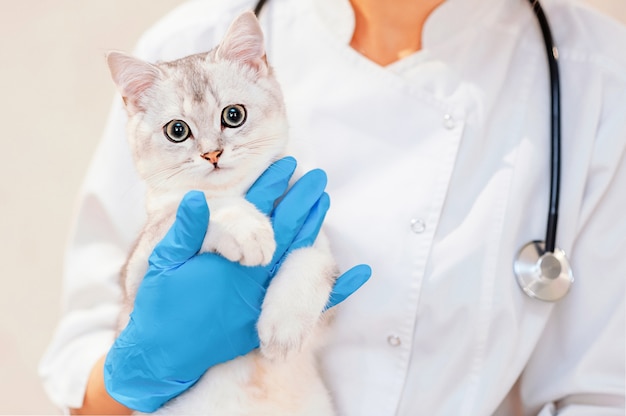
[201,197,276,266]
[257,234,337,360]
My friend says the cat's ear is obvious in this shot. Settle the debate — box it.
[106,51,161,113]
[215,11,268,76]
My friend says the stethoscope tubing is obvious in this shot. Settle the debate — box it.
[254,0,268,17]
[528,0,561,254]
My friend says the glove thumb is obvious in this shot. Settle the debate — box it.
[148,190,209,269]
[326,264,371,309]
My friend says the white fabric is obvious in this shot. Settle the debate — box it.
[39,0,626,414]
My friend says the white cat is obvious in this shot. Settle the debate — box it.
[107,11,337,416]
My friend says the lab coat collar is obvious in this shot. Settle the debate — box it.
[423,0,515,48]
[314,0,521,50]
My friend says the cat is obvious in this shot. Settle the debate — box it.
[106,11,337,416]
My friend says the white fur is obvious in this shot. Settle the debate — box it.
[109,11,338,415]
[200,197,276,266]
[149,350,335,416]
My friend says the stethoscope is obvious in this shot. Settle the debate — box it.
[253,0,574,302]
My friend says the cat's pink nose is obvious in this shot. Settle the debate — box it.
[201,150,223,167]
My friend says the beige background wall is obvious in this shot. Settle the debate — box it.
[0,0,624,414]
[0,2,184,413]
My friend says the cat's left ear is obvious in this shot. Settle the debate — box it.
[106,51,161,114]
[215,11,268,76]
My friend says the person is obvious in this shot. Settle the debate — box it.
[40,0,626,414]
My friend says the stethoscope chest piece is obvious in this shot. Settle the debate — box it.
[514,241,573,302]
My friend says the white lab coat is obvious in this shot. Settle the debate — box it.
[40,0,626,414]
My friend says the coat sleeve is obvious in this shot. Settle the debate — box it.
[37,96,146,409]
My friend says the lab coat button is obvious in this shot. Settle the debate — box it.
[443,114,456,129]
[387,335,402,347]
[410,218,426,233]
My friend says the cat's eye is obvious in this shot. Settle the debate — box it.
[163,120,192,143]
[221,104,247,128]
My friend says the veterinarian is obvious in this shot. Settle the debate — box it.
[40,0,625,414]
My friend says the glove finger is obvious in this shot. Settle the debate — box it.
[148,191,209,269]
[246,156,297,215]
[285,192,329,253]
[271,169,327,260]
[325,264,372,309]
[268,192,329,274]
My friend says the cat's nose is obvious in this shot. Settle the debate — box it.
[201,149,223,167]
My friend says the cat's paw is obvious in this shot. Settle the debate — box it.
[258,303,317,361]
[201,205,275,266]
[215,218,275,266]
[257,247,336,361]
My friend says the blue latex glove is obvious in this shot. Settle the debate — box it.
[104,157,371,412]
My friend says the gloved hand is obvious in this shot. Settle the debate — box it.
[103,157,371,413]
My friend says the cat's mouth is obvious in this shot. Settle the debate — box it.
[209,165,233,174]
[211,164,228,171]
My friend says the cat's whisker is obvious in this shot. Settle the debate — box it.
[143,160,193,192]
[233,135,281,151]
[143,161,182,179]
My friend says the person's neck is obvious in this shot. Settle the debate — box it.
[349,0,445,66]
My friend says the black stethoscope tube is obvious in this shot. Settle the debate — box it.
[528,0,561,254]
[254,0,268,17]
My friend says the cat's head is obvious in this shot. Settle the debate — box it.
[106,11,288,197]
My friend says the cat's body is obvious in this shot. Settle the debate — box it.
[107,11,337,416]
